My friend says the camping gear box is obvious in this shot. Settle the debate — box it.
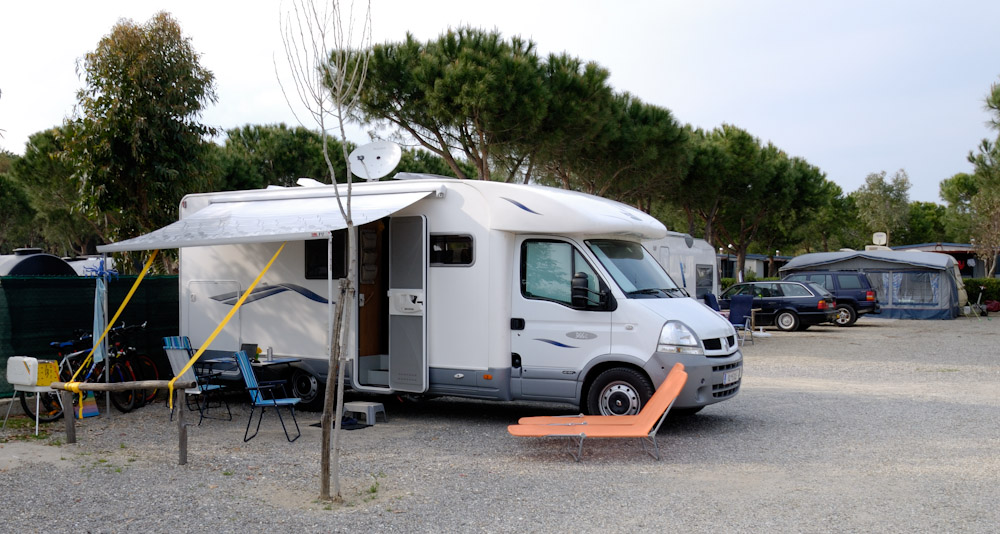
[7,356,59,386]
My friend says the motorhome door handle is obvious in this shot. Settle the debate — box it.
[511,318,525,330]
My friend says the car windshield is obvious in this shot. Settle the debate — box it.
[586,240,684,298]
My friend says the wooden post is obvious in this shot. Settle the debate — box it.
[178,389,187,466]
[60,390,76,444]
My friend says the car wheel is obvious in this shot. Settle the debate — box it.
[775,311,799,331]
[584,367,654,416]
[835,304,858,326]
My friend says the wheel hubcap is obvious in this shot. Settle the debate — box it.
[292,372,318,402]
[600,382,640,415]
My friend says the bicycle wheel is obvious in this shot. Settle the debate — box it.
[128,354,160,406]
[19,390,64,422]
[108,361,137,413]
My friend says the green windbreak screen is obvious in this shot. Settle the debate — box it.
[0,275,178,398]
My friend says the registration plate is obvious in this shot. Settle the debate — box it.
[723,368,742,385]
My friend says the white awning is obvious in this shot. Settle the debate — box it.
[98,191,431,252]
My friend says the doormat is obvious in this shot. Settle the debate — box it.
[309,417,368,430]
[76,392,99,419]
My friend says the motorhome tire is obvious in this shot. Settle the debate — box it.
[775,311,799,331]
[585,367,654,416]
[835,304,857,326]
[290,369,324,411]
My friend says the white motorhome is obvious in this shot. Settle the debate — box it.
[99,175,743,415]
[644,231,719,300]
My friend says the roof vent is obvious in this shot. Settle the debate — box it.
[13,247,43,256]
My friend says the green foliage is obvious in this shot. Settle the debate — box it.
[360,28,548,180]
[7,129,99,255]
[396,147,474,177]
[217,124,342,189]
[678,125,825,273]
[896,201,947,245]
[63,12,217,270]
[0,151,41,253]
[965,278,1000,302]
[852,169,911,245]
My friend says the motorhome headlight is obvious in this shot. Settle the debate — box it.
[657,321,704,354]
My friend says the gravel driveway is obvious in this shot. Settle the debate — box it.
[2,316,998,533]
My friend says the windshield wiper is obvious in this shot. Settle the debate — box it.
[627,288,669,297]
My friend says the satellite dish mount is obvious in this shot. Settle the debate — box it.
[349,141,402,182]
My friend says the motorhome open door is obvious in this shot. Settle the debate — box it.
[387,216,428,392]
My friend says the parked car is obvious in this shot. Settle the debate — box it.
[719,281,837,331]
[781,271,880,326]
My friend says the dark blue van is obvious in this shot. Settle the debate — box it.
[782,271,880,326]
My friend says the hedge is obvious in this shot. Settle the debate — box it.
[964,278,1000,303]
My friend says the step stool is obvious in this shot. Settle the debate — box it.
[342,401,387,425]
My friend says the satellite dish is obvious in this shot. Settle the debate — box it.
[349,141,402,182]
[872,232,887,246]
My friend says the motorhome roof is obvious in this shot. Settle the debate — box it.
[97,175,665,252]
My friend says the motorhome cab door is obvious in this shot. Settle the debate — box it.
[510,238,612,400]
[386,216,428,392]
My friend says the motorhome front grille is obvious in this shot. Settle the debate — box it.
[713,362,740,372]
[704,336,738,354]
[712,381,740,398]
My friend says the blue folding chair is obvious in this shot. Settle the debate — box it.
[163,336,231,425]
[728,294,755,346]
[703,292,721,312]
[234,350,300,442]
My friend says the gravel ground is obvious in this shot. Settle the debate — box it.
[2,316,999,533]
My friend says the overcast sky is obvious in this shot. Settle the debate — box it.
[2,0,999,204]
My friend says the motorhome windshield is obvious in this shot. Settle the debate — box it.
[587,240,684,298]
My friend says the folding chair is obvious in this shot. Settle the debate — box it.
[728,294,754,346]
[508,363,688,461]
[234,350,300,442]
[163,336,231,425]
[703,292,721,312]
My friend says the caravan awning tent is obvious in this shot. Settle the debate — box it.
[97,191,433,252]
[779,250,965,320]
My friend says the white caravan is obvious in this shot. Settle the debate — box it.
[644,231,719,300]
[99,175,743,415]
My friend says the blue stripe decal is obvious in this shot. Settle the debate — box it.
[501,197,541,215]
[211,283,331,305]
[534,338,578,348]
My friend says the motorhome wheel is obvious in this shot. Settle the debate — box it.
[290,369,324,411]
[585,367,654,416]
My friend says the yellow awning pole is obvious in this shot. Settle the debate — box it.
[67,250,159,418]
[168,242,286,409]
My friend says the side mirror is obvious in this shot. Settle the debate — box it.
[572,272,594,308]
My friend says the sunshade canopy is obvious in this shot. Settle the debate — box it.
[97,191,431,252]
[779,250,957,272]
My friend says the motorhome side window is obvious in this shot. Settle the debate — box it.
[521,240,601,308]
[304,230,348,280]
[430,235,473,266]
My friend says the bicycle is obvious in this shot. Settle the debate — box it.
[18,322,154,421]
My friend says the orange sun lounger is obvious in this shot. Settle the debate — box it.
[507,363,688,461]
